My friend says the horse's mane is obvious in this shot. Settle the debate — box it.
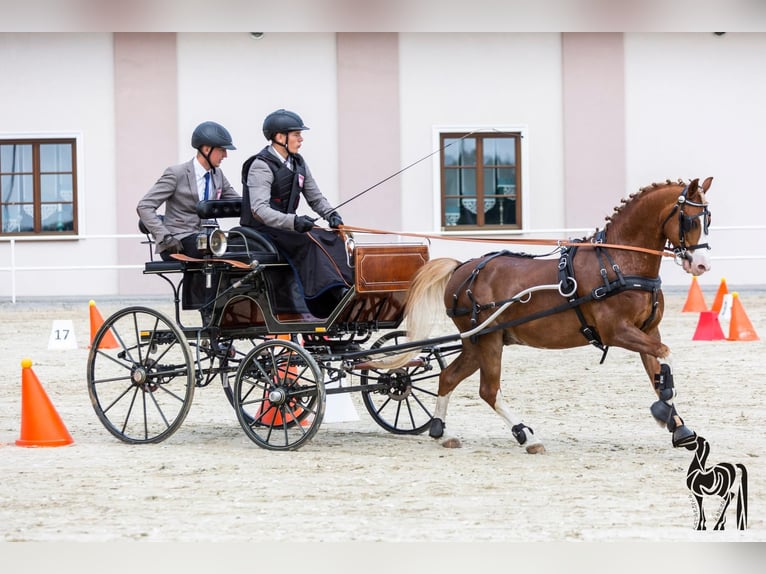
[576,178,685,242]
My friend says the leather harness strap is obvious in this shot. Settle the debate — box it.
[447,246,663,363]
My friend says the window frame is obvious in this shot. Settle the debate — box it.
[433,126,529,233]
[0,135,80,237]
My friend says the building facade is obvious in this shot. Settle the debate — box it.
[1,32,763,300]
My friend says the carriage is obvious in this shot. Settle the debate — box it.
[86,199,460,450]
[87,177,713,453]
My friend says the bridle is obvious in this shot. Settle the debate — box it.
[661,184,711,267]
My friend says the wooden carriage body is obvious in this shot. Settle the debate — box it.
[141,199,429,338]
[215,242,429,336]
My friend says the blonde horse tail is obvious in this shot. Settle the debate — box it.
[366,257,461,369]
[405,257,461,342]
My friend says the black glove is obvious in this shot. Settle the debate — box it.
[293,215,315,233]
[327,212,343,229]
[159,234,182,254]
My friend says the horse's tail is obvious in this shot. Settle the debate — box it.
[736,463,748,530]
[366,257,461,369]
[405,257,462,342]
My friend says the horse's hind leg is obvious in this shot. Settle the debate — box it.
[641,352,696,449]
[475,333,544,454]
[493,388,545,454]
[428,348,480,448]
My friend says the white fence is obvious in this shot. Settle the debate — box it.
[2,226,765,303]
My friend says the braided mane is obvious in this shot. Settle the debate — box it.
[596,178,685,236]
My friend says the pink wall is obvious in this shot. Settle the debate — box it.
[114,33,178,294]
[561,33,626,228]
[336,33,401,229]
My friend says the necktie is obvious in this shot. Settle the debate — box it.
[204,172,211,201]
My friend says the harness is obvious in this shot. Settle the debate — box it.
[444,183,711,362]
[661,184,711,264]
[447,234,662,364]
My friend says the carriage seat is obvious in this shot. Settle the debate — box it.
[195,199,283,264]
[138,216,185,272]
[137,201,283,269]
[225,226,283,264]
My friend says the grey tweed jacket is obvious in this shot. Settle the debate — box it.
[137,158,239,252]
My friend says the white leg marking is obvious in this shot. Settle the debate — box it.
[494,389,545,453]
[433,392,451,422]
[434,391,461,448]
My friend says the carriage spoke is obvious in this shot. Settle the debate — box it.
[233,339,324,450]
[360,331,446,435]
[87,307,194,444]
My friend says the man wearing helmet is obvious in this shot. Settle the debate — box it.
[240,109,352,317]
[138,120,240,260]
[137,121,240,323]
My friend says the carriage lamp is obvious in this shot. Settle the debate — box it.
[210,229,228,257]
[196,231,209,253]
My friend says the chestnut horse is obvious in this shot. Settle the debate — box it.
[397,177,713,452]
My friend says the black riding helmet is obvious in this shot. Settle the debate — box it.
[192,121,236,173]
[262,109,309,146]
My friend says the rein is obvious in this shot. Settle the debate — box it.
[339,224,675,258]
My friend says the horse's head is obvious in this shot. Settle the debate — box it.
[661,177,712,276]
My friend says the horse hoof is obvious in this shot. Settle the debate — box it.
[526,443,546,454]
[672,426,697,449]
[441,437,462,449]
[429,418,445,439]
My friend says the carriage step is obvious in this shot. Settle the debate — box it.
[144,261,185,274]
[275,312,323,322]
[351,358,426,370]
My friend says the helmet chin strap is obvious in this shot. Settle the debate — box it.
[199,146,217,174]
[272,133,296,164]
[272,133,289,153]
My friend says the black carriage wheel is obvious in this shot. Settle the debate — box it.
[360,330,445,435]
[233,339,325,450]
[218,336,297,424]
[86,306,194,444]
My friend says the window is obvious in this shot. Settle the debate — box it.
[441,131,521,230]
[0,138,77,235]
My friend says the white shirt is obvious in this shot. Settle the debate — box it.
[193,157,212,201]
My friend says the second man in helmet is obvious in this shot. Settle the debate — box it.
[240,109,353,317]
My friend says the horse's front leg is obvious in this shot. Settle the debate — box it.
[692,495,706,530]
[640,351,697,449]
[615,322,696,449]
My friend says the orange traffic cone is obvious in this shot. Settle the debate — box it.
[692,311,726,341]
[256,366,308,427]
[727,292,759,341]
[257,398,305,426]
[710,278,728,314]
[682,276,707,313]
[257,335,308,425]
[16,358,74,447]
[89,300,118,349]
